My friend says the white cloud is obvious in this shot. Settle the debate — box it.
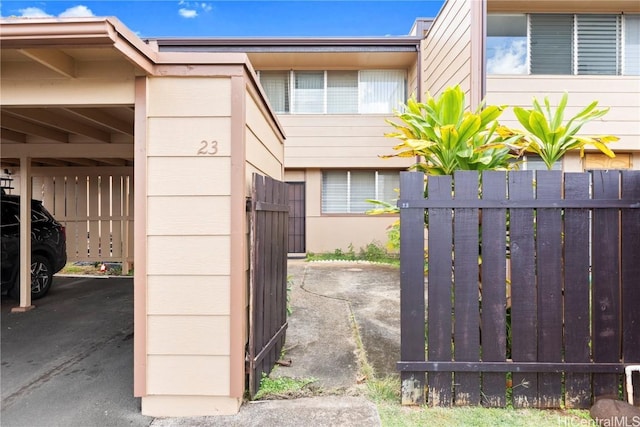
[59,5,95,18]
[17,7,53,18]
[177,1,212,18]
[179,8,198,18]
[487,39,528,75]
[12,5,94,19]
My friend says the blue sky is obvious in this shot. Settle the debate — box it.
[0,1,445,37]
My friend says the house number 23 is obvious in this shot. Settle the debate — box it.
[197,140,218,155]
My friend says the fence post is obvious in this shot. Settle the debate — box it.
[399,171,426,405]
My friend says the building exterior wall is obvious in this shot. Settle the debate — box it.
[422,0,473,101]
[142,75,239,415]
[302,170,397,253]
[485,0,640,170]
[486,76,640,168]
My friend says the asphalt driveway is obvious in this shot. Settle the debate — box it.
[1,275,152,427]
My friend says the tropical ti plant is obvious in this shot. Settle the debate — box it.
[504,91,618,170]
[380,85,524,176]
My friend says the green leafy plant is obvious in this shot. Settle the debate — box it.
[505,91,618,170]
[382,85,523,176]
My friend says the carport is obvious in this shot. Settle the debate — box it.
[1,17,286,417]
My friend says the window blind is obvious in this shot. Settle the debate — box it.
[577,14,621,75]
[529,14,573,75]
[322,170,400,214]
[624,14,640,75]
[327,71,358,114]
[293,71,324,114]
[260,71,290,113]
[359,70,406,114]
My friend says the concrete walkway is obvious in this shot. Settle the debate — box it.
[152,260,402,427]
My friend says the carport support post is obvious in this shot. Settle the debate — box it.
[13,156,34,312]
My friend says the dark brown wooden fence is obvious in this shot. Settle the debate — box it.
[397,170,640,408]
[247,173,289,398]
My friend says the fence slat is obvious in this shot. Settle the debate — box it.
[592,170,622,399]
[509,171,538,408]
[564,172,593,409]
[427,175,454,407]
[399,172,427,405]
[480,171,508,407]
[535,171,564,408]
[453,171,481,406]
[621,171,640,405]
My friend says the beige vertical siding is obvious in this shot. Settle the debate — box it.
[407,57,420,99]
[144,76,235,410]
[422,0,473,100]
[486,76,640,153]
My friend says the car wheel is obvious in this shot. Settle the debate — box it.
[10,255,54,300]
[30,255,53,299]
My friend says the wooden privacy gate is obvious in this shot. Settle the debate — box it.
[247,174,289,397]
[398,170,640,408]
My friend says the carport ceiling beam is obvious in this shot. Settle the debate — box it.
[0,113,68,142]
[2,143,133,158]
[0,128,27,143]
[63,108,134,136]
[18,48,76,78]
[5,108,112,142]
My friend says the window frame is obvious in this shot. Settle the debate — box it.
[321,170,400,215]
[257,69,407,115]
[486,13,639,76]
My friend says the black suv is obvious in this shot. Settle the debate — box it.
[1,192,67,300]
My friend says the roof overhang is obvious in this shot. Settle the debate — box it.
[0,17,158,76]
[149,36,421,69]
[488,0,640,13]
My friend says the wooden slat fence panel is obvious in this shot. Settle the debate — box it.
[592,171,622,399]
[479,171,507,407]
[399,172,427,405]
[29,168,134,268]
[509,171,538,408]
[622,171,640,406]
[248,173,289,398]
[563,173,592,408]
[536,171,564,408]
[426,174,454,407]
[452,171,481,406]
[398,170,640,408]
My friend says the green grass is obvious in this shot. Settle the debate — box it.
[364,375,593,427]
[306,241,400,266]
[253,375,319,400]
[376,404,591,427]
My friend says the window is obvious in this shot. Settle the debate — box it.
[260,71,290,113]
[625,15,640,75]
[487,14,528,74]
[321,170,399,214]
[487,13,640,76]
[258,70,406,114]
[293,71,324,113]
[512,155,562,171]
